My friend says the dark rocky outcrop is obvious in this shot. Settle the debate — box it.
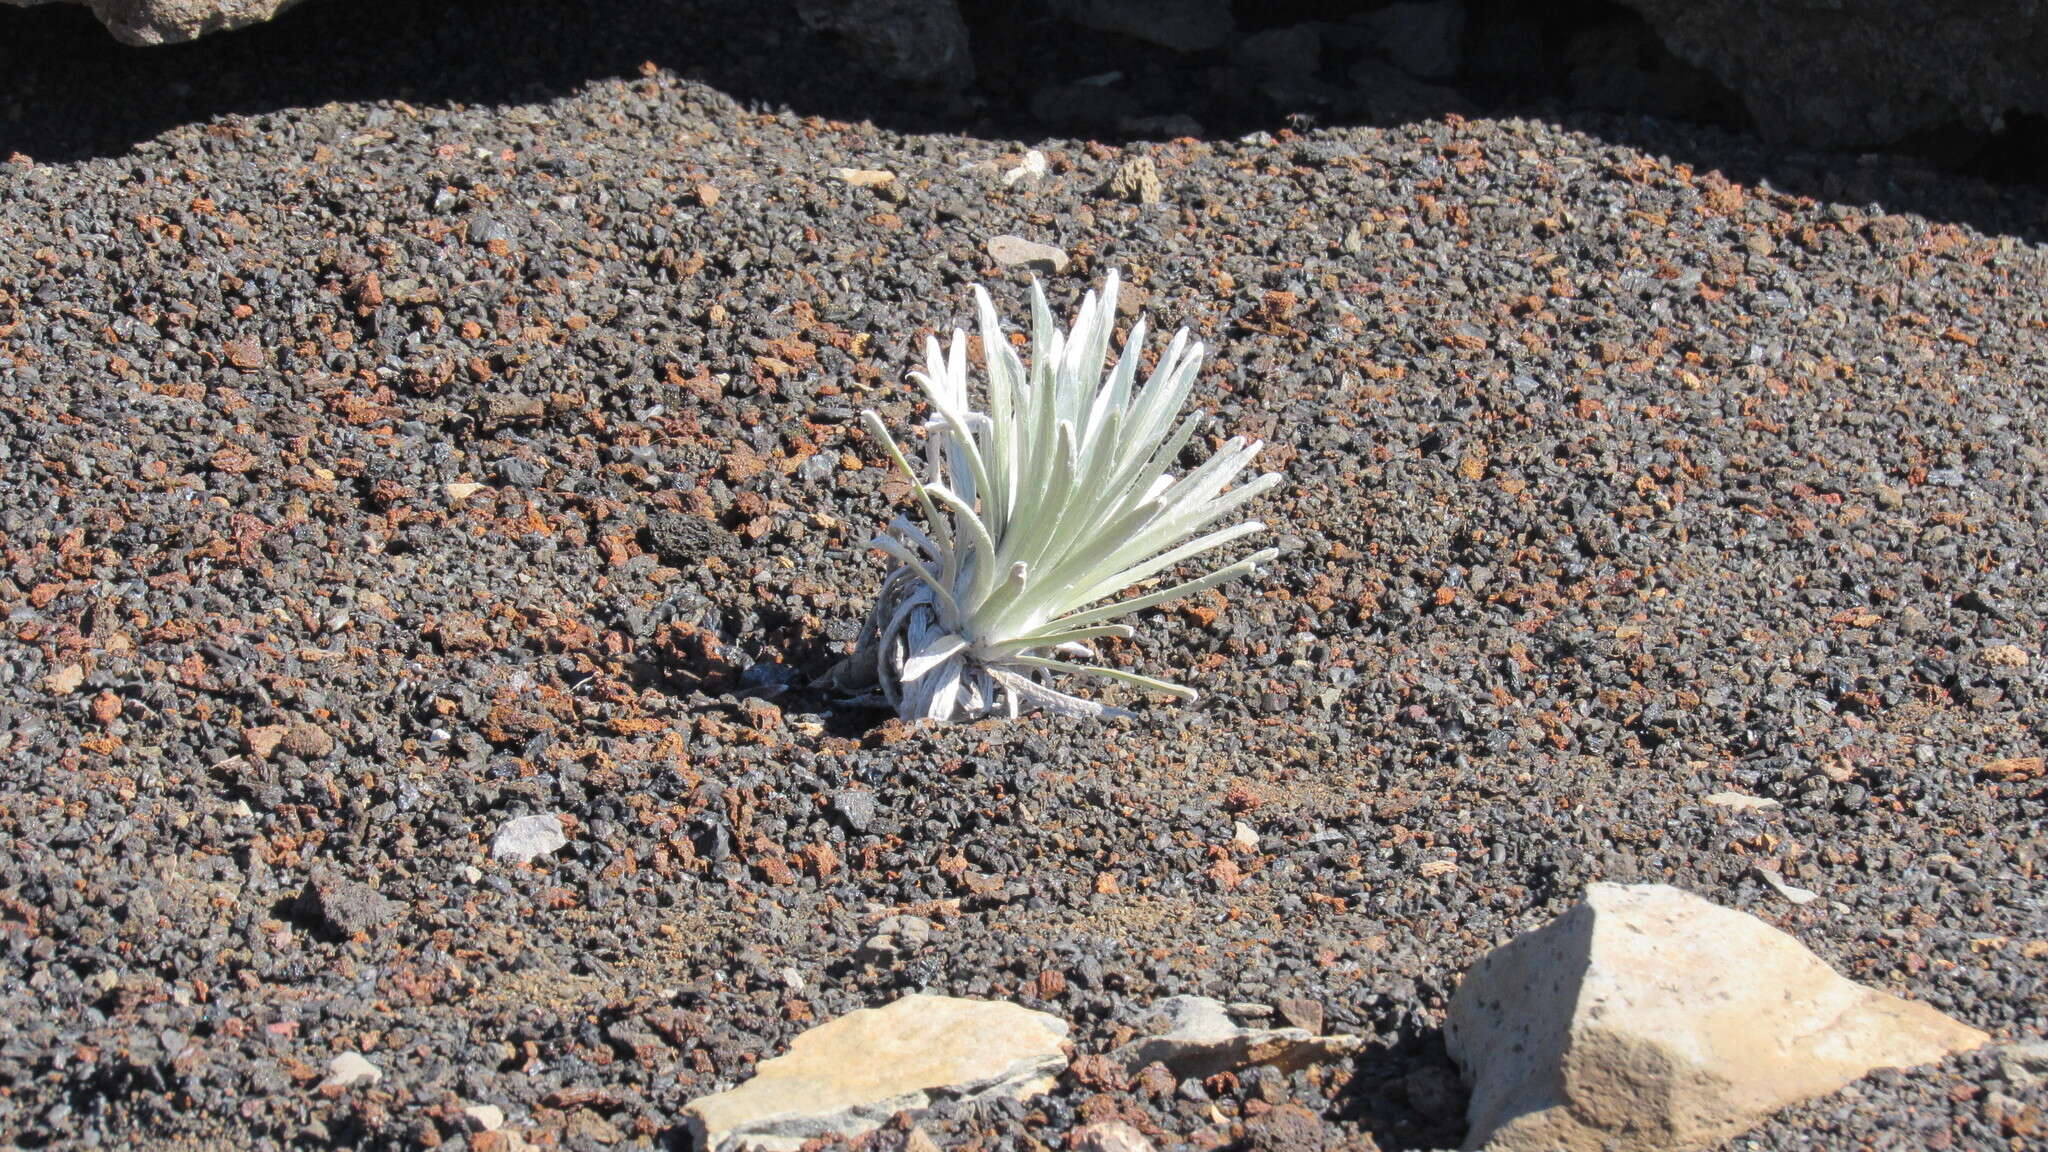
[17,0,2048,153]
[1609,0,2048,149]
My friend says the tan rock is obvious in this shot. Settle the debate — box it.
[242,724,288,759]
[831,168,897,189]
[41,664,84,695]
[1447,883,1989,1152]
[321,1051,381,1089]
[1701,790,1779,811]
[1071,1121,1156,1152]
[985,236,1070,275]
[1751,865,1820,906]
[3,0,310,45]
[1111,995,1359,1079]
[280,720,334,759]
[1979,643,2030,668]
[683,994,1068,1152]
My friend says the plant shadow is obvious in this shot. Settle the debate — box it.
[631,592,886,739]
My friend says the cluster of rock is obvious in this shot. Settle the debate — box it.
[680,991,1360,1152]
[672,883,1990,1152]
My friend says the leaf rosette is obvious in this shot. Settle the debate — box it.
[837,270,1280,722]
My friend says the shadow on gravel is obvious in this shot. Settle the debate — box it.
[2,0,2043,243]
[1323,1029,1472,1151]
[630,606,881,736]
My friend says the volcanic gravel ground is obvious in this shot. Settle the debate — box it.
[2,3,2047,1151]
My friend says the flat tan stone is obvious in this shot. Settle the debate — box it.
[684,993,1068,1152]
[985,235,1070,274]
[1447,883,1988,1152]
[1112,995,1360,1079]
[830,168,897,188]
[1701,791,1779,811]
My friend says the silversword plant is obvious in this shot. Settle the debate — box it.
[835,270,1280,722]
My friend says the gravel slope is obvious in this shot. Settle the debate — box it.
[2,2,2046,1150]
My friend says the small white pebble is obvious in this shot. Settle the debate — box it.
[1002,150,1048,187]
[323,1052,381,1089]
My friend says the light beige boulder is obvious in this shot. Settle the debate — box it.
[683,993,1068,1152]
[1447,883,1988,1152]
[4,0,311,45]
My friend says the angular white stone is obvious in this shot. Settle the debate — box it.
[322,1051,382,1089]
[1447,883,1989,1152]
[684,994,1068,1152]
[1702,791,1779,811]
[492,814,567,863]
[1002,151,1049,187]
